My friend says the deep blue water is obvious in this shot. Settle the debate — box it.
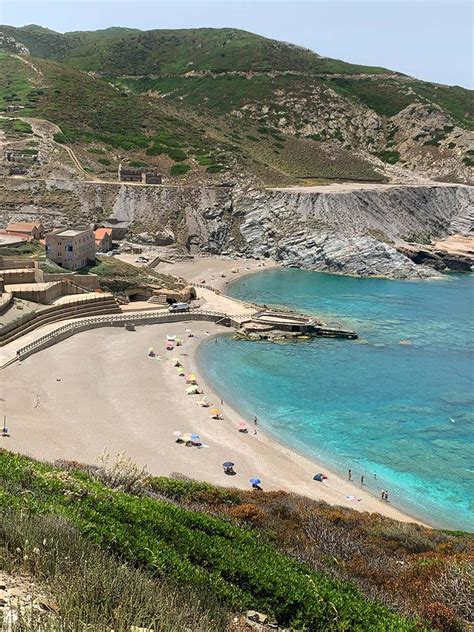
[197,269,474,531]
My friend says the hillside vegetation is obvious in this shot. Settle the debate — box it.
[0,450,472,631]
[0,25,472,185]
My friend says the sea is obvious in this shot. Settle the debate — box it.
[197,268,474,531]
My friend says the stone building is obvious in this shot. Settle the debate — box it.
[45,227,96,271]
[118,163,162,184]
[6,221,45,240]
[94,227,113,252]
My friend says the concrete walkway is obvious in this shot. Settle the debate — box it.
[0,282,256,369]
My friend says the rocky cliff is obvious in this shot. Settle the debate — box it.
[1,177,472,278]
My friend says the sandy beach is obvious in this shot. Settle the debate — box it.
[1,315,423,524]
[156,255,279,292]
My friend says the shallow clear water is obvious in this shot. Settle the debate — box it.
[197,269,474,531]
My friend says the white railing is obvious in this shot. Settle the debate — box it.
[15,309,230,360]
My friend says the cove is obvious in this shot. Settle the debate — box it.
[197,269,474,531]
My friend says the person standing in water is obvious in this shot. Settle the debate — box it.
[360,475,364,485]
[348,469,352,481]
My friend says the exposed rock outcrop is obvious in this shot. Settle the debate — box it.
[1,177,472,278]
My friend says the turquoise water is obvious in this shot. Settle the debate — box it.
[197,269,474,531]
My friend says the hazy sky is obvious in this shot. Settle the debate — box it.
[1,0,473,88]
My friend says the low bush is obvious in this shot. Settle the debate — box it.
[166,147,188,162]
[170,163,191,176]
[13,119,33,134]
[378,150,400,164]
[0,509,229,631]
[53,132,68,144]
[97,157,111,166]
[0,452,421,631]
[206,164,226,173]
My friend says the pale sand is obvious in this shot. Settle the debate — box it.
[1,320,424,525]
[157,256,279,292]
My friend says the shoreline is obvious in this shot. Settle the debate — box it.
[192,333,429,527]
[1,318,425,526]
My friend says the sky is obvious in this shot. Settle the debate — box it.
[1,0,473,88]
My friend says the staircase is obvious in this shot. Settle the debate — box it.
[0,294,121,346]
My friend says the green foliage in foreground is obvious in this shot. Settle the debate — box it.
[0,452,423,631]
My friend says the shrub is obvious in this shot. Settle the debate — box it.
[422,602,462,632]
[170,163,191,176]
[378,150,400,164]
[146,144,165,156]
[206,164,226,173]
[13,119,33,134]
[0,452,421,631]
[97,158,111,166]
[53,132,68,144]
[94,450,148,494]
[166,147,187,162]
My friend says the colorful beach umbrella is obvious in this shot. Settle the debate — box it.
[223,462,234,468]
[250,478,261,486]
[191,434,200,441]
[209,408,221,415]
[237,421,248,430]
[172,431,182,437]
[186,386,199,394]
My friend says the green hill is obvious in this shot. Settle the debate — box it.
[0,24,472,185]
[1,450,472,630]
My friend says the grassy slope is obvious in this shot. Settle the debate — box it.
[2,24,472,130]
[1,25,472,185]
[0,25,390,75]
[0,450,426,631]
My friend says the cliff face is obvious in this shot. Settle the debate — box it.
[1,178,472,278]
[234,185,474,277]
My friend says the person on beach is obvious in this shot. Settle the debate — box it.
[2,426,9,437]
[381,489,385,500]
[360,475,364,485]
[348,469,352,481]
[384,491,389,502]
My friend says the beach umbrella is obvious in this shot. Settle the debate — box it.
[186,386,199,395]
[250,478,261,486]
[222,462,234,468]
[237,421,248,430]
[172,431,182,437]
[185,329,192,334]
[209,408,221,415]
[191,434,200,441]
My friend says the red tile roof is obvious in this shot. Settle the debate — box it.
[6,222,42,233]
[94,227,113,242]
